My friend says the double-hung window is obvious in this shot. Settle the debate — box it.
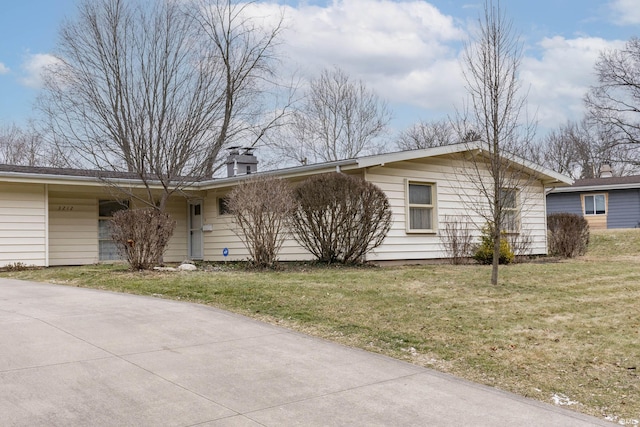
[500,188,520,233]
[407,181,435,232]
[98,200,129,261]
[218,196,231,215]
[584,194,606,215]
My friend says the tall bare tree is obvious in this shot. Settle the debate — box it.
[459,0,535,285]
[38,0,288,210]
[395,119,455,151]
[189,0,290,175]
[273,67,391,164]
[585,37,640,146]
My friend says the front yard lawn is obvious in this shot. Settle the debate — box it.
[2,229,639,423]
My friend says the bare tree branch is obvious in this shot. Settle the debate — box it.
[586,37,640,145]
[271,66,391,164]
[457,0,536,285]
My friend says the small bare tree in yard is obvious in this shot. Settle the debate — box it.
[291,173,392,264]
[458,0,536,284]
[226,176,295,268]
[110,209,176,270]
[440,215,474,265]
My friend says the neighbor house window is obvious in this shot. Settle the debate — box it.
[500,188,520,233]
[98,200,129,261]
[584,194,606,215]
[407,181,435,232]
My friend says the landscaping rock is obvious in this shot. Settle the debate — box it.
[153,266,177,272]
[178,263,197,271]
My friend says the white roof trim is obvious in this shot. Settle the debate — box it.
[355,141,572,186]
[355,141,481,168]
[550,182,640,193]
[0,171,164,188]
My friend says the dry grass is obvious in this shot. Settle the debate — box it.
[2,229,640,423]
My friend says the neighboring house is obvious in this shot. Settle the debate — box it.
[547,174,640,230]
[0,142,571,268]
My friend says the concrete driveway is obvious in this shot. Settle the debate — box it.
[0,278,611,426]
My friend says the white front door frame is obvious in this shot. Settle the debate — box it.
[188,200,203,260]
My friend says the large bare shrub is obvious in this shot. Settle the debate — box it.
[440,215,474,264]
[110,209,176,270]
[291,172,392,264]
[547,213,590,258]
[226,176,296,268]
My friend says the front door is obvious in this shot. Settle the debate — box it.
[188,201,203,259]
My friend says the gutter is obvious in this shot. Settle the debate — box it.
[550,182,640,193]
[0,171,192,190]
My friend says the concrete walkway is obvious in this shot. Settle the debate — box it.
[0,278,611,426]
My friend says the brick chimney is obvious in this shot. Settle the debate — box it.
[226,147,258,177]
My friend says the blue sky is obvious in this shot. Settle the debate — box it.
[1,0,639,136]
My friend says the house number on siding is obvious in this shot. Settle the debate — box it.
[57,206,74,211]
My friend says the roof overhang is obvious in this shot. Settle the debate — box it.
[0,142,573,190]
[0,170,173,190]
[550,182,640,193]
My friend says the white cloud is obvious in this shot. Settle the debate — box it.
[20,53,60,88]
[246,1,629,133]
[609,0,640,25]
[521,36,625,129]
[0,62,9,74]
[247,0,466,116]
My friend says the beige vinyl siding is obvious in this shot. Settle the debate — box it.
[0,182,47,267]
[518,183,548,254]
[363,157,549,262]
[49,189,99,265]
[199,160,549,263]
[162,197,189,263]
[48,185,191,265]
[201,171,368,262]
[202,189,314,262]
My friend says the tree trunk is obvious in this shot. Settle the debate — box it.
[491,229,500,285]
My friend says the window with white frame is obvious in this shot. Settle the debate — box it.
[407,182,435,232]
[584,194,606,215]
[500,188,520,233]
[98,200,129,261]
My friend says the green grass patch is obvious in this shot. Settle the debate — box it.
[3,229,640,422]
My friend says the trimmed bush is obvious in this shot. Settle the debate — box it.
[473,225,514,265]
[547,213,589,258]
[226,176,296,268]
[110,208,176,270]
[291,172,392,264]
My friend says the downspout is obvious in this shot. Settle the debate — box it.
[44,184,49,267]
[542,182,548,256]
